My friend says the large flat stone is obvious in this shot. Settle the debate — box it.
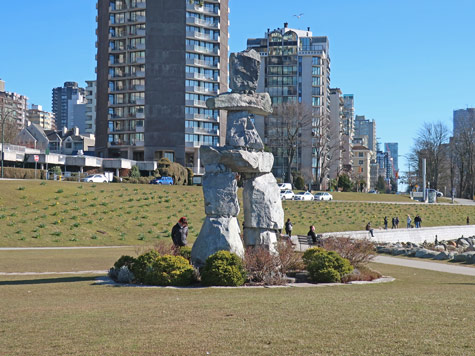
[202,172,240,216]
[201,146,273,173]
[226,111,264,150]
[229,49,260,93]
[206,93,272,116]
[191,216,244,268]
[243,173,284,229]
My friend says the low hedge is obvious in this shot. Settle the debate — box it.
[303,247,353,283]
[2,167,46,179]
[201,251,247,287]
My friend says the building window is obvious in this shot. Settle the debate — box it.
[359,160,364,165]
[164,152,175,162]
[359,152,364,157]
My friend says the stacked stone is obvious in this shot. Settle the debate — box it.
[191,50,284,267]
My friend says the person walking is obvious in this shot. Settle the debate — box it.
[366,222,374,237]
[384,216,388,230]
[285,218,293,236]
[407,214,412,229]
[171,217,188,247]
[307,225,317,244]
[391,217,396,229]
[467,216,470,225]
[415,215,422,228]
[395,216,399,229]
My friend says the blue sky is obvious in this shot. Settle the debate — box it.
[1,0,475,174]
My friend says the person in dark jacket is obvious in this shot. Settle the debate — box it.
[285,218,293,236]
[384,216,388,230]
[366,222,374,237]
[391,217,396,229]
[307,225,317,244]
[171,217,188,247]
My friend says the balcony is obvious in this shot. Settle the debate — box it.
[185,127,218,135]
[133,70,146,78]
[186,58,219,69]
[185,71,216,81]
[128,15,146,23]
[131,2,146,9]
[131,84,145,91]
[185,17,220,29]
[136,112,145,119]
[187,45,219,55]
[186,3,220,16]
[186,141,201,148]
[186,31,219,42]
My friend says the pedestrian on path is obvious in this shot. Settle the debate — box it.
[467,216,470,225]
[384,216,388,230]
[285,218,293,236]
[415,215,422,228]
[395,216,399,229]
[407,215,412,228]
[391,217,396,229]
[366,222,374,237]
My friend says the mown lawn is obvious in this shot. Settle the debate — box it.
[1,259,474,356]
[1,180,474,247]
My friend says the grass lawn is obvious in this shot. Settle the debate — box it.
[0,258,474,355]
[1,180,475,247]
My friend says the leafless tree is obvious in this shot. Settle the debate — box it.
[409,121,450,190]
[267,102,313,183]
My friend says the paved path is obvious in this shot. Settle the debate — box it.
[453,198,475,205]
[373,255,475,277]
[0,246,130,251]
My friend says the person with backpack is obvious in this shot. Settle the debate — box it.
[285,218,293,236]
[171,217,188,247]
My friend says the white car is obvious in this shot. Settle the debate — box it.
[293,192,314,201]
[314,192,333,201]
[278,183,292,191]
[82,174,109,183]
[280,190,295,200]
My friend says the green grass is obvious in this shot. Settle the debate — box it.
[0,255,474,355]
[0,180,474,247]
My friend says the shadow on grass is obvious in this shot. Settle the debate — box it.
[440,283,475,286]
[0,276,98,286]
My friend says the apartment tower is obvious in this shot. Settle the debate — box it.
[52,82,87,132]
[247,24,331,186]
[95,0,229,170]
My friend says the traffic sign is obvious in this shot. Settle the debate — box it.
[34,155,39,162]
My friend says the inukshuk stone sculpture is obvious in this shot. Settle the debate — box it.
[191,49,284,267]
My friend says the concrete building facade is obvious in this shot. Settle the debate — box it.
[85,80,97,135]
[52,82,87,132]
[329,88,343,179]
[247,24,331,185]
[27,105,56,130]
[95,0,229,172]
[352,145,371,191]
[342,94,354,172]
[0,79,29,129]
[453,108,475,135]
[384,142,398,177]
[354,115,376,154]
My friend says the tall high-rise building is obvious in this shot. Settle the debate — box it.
[329,88,343,179]
[85,80,97,135]
[384,142,398,176]
[27,105,56,130]
[95,0,229,170]
[247,24,331,185]
[354,115,376,153]
[0,79,28,129]
[341,94,354,171]
[453,108,475,135]
[51,81,87,132]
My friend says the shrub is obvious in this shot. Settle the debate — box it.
[117,266,135,284]
[130,165,141,178]
[321,237,375,267]
[145,255,195,286]
[303,247,353,283]
[131,250,161,283]
[244,246,285,285]
[3,167,47,180]
[176,245,192,262]
[294,176,305,190]
[201,251,246,286]
[113,255,137,270]
[156,158,188,185]
[341,265,382,283]
[275,239,305,274]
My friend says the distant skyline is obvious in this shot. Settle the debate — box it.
[1,0,475,177]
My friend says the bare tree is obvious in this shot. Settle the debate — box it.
[267,102,313,183]
[409,121,450,190]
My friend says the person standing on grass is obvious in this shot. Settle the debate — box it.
[391,217,396,229]
[407,214,412,228]
[384,216,388,230]
[366,222,374,237]
[285,218,293,236]
[172,217,188,247]
[307,225,317,244]
[395,216,399,228]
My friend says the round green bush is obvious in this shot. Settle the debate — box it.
[145,255,195,286]
[201,251,246,286]
[131,250,161,283]
[177,246,192,261]
[113,255,137,270]
[303,247,353,283]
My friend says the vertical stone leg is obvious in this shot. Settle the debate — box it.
[242,173,284,252]
[191,172,244,268]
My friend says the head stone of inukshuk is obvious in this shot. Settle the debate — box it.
[191,49,284,268]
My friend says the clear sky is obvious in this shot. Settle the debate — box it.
[1,0,475,174]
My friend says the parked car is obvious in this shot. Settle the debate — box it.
[150,176,174,185]
[368,190,378,194]
[280,190,295,200]
[436,191,443,197]
[278,183,292,191]
[293,192,314,201]
[82,174,108,183]
[314,192,333,201]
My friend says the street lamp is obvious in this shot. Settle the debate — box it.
[0,97,16,179]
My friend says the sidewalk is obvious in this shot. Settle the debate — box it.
[373,255,475,276]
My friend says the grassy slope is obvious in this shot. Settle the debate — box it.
[0,263,474,356]
[1,180,474,247]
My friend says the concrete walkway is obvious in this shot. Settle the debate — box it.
[373,255,475,276]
